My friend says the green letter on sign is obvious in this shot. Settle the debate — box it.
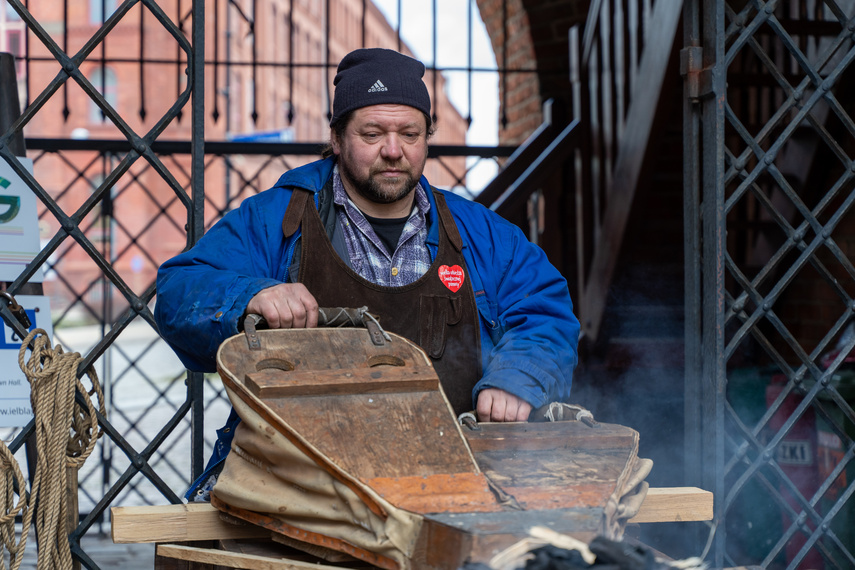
[0,177,20,223]
[0,196,20,223]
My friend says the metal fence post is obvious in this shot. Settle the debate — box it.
[0,52,25,157]
[702,1,726,567]
[189,0,206,483]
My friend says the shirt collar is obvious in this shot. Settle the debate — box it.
[332,165,431,220]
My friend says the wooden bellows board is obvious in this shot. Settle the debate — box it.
[211,327,651,570]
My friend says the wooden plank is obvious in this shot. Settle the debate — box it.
[155,543,349,570]
[155,540,217,570]
[465,420,642,516]
[111,487,713,546]
[218,328,477,481]
[422,508,604,562]
[627,487,713,523]
[363,473,501,513]
[218,329,431,380]
[502,482,633,511]
[111,503,268,544]
[262,391,477,480]
[245,367,438,398]
[475,447,634,489]
[464,421,637,452]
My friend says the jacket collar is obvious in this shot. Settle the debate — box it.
[273,155,441,247]
[271,155,337,193]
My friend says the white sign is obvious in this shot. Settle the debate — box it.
[0,295,52,427]
[0,157,43,282]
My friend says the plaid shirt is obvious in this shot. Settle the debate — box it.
[333,167,432,286]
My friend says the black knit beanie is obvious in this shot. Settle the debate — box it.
[330,48,431,126]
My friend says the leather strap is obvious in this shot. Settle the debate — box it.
[433,191,463,252]
[281,189,311,238]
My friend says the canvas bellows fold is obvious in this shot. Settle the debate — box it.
[210,327,652,570]
[212,384,423,569]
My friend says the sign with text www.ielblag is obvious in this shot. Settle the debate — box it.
[1,295,52,428]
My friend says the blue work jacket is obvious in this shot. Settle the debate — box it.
[154,156,580,496]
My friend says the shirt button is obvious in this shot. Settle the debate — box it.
[215,311,223,318]
[391,267,399,276]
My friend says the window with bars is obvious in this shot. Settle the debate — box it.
[89,0,118,25]
[88,66,118,123]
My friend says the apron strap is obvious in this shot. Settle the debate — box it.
[282,189,312,238]
[432,190,463,253]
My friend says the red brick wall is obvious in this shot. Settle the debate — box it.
[476,0,589,144]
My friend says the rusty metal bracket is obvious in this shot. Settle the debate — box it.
[680,46,713,102]
[1,290,31,329]
[240,307,390,350]
[243,313,263,351]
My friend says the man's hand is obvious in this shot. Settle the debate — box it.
[245,283,319,329]
[476,388,532,422]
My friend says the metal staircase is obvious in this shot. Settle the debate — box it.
[476,0,685,353]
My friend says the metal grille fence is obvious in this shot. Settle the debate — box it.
[0,0,516,567]
[688,0,855,568]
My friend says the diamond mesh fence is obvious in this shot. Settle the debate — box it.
[716,0,855,568]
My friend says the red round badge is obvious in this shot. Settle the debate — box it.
[438,265,465,292]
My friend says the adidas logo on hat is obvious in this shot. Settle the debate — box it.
[330,49,431,125]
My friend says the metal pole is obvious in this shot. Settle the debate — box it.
[702,0,726,566]
[0,52,26,156]
[189,0,206,483]
[683,0,703,490]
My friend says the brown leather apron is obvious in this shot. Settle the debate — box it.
[281,188,482,414]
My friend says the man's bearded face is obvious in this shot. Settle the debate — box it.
[333,105,429,210]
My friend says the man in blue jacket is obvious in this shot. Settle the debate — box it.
[155,48,579,499]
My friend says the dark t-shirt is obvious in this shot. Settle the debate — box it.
[362,213,409,255]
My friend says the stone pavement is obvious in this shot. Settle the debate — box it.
[10,528,155,569]
[74,534,155,569]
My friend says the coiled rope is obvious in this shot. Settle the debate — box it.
[0,329,104,570]
[0,442,31,570]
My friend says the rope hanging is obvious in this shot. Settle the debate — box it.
[0,443,31,570]
[0,329,104,570]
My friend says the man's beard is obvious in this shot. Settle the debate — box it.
[339,158,419,205]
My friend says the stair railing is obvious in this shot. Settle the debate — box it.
[572,0,683,342]
[475,100,580,220]
[475,0,682,344]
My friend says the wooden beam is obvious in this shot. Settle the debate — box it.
[627,486,713,523]
[111,487,713,544]
[112,503,268,544]
[155,543,344,570]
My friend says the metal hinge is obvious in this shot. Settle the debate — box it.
[680,46,713,102]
